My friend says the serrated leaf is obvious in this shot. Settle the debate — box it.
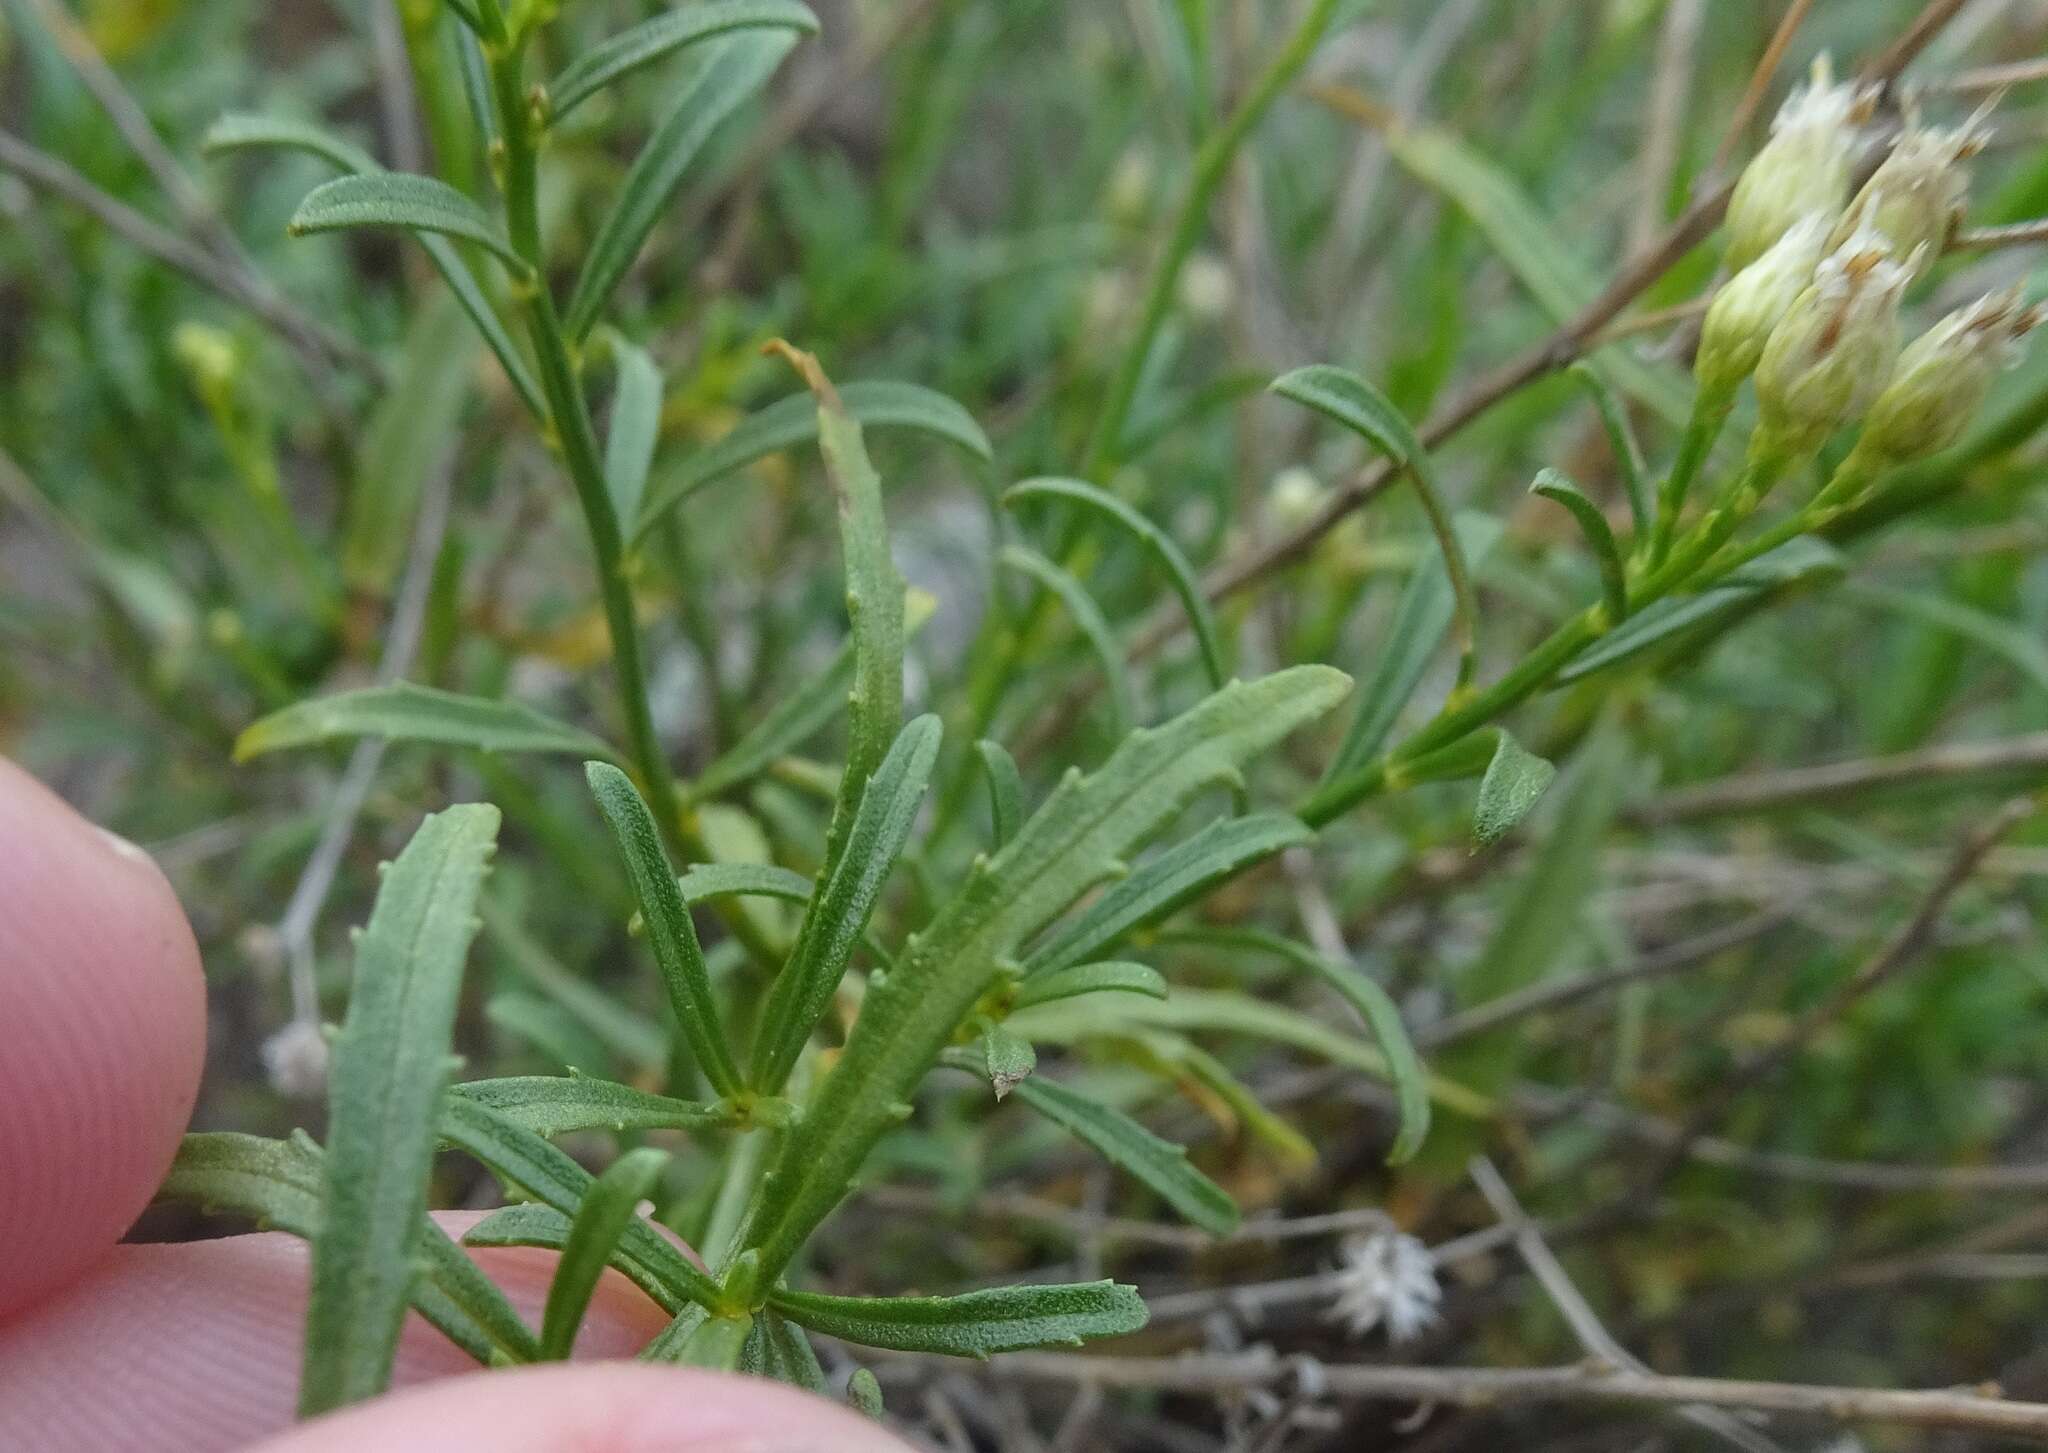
[1531,467,1627,623]
[1473,730,1556,847]
[1007,1074,1237,1234]
[160,1132,537,1365]
[980,1020,1037,1100]
[539,1147,670,1360]
[549,0,820,120]
[739,667,1348,1277]
[442,1094,718,1311]
[1555,538,1844,685]
[204,111,378,175]
[566,32,794,337]
[738,1307,828,1390]
[603,337,663,524]
[633,382,991,543]
[770,1280,1145,1357]
[289,172,524,271]
[1012,960,1166,1010]
[235,682,614,763]
[449,1076,725,1138]
[1005,476,1226,691]
[1024,813,1308,975]
[301,804,500,1415]
[976,739,1024,847]
[586,762,741,1098]
[750,714,941,1090]
[999,544,1134,737]
[1322,513,1504,783]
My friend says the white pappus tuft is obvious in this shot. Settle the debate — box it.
[1327,1230,1441,1343]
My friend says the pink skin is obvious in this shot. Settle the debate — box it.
[0,758,910,1452]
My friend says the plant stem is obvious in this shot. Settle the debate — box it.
[1644,397,1725,569]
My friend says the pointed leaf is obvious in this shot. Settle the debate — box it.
[738,1307,828,1390]
[301,804,500,1415]
[633,382,990,542]
[1005,476,1227,691]
[236,683,614,762]
[604,337,664,524]
[549,0,820,121]
[999,544,1134,737]
[848,1367,885,1417]
[749,714,941,1089]
[1012,960,1166,1010]
[289,172,524,272]
[586,762,741,1097]
[566,32,794,337]
[1567,361,1648,534]
[1473,729,1556,847]
[204,111,378,175]
[1024,813,1309,975]
[540,1147,670,1360]
[675,1312,754,1369]
[1531,467,1626,623]
[449,1076,727,1139]
[976,739,1024,847]
[980,1020,1036,1100]
[1006,1074,1237,1235]
[676,862,815,906]
[771,1280,1145,1357]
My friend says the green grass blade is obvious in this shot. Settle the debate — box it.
[1007,1075,1237,1235]
[1004,475,1227,691]
[548,0,819,121]
[632,382,991,545]
[301,804,500,1415]
[770,1280,1145,1357]
[235,682,616,762]
[539,1147,671,1360]
[586,762,742,1097]
[289,172,525,272]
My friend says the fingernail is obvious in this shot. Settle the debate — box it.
[95,826,156,868]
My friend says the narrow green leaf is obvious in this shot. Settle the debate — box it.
[1567,362,1649,535]
[848,1367,885,1417]
[540,1147,671,1360]
[161,1132,537,1365]
[676,861,815,906]
[486,991,619,1077]
[449,1076,727,1138]
[548,0,820,121]
[1024,813,1309,975]
[585,761,742,1097]
[741,667,1348,1276]
[604,337,664,524]
[750,714,941,1090]
[442,1094,718,1311]
[204,111,378,175]
[1004,476,1227,692]
[1846,581,2048,694]
[980,1020,1037,1100]
[676,1312,754,1370]
[771,1280,1145,1358]
[1012,960,1166,1010]
[302,804,500,1415]
[977,739,1025,847]
[633,382,991,542]
[289,172,525,272]
[1123,1029,1316,1168]
[1272,365,1478,685]
[1326,513,1504,779]
[1007,1074,1238,1235]
[999,544,1134,736]
[236,682,614,763]
[566,32,794,337]
[1473,730,1557,847]
[483,898,668,1072]
[686,647,851,804]
[1531,467,1627,623]
[1556,538,1844,685]
[737,1308,828,1390]
[638,1303,712,1362]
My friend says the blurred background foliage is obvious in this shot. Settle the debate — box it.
[8,0,2048,1447]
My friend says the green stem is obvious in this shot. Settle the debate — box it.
[1645,396,1727,569]
[1082,0,1341,479]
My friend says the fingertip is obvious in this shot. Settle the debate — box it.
[0,758,206,1318]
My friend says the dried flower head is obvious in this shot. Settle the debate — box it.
[1725,54,1874,272]
[262,1017,331,1098]
[1328,1231,1440,1343]
[1851,285,2044,466]
[1752,222,1917,458]
[1828,103,1993,273]
[1696,213,1830,404]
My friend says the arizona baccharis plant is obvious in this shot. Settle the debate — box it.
[149,2,2041,1425]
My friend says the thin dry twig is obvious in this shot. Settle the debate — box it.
[1950,217,2048,250]
[1929,54,2048,95]
[1630,733,2048,824]
[1707,0,1818,177]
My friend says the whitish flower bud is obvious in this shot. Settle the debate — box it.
[1266,466,1327,533]
[1851,286,2043,465]
[1752,223,1916,458]
[1827,108,1990,275]
[262,1018,331,1098]
[1725,54,1873,271]
[1696,213,1830,403]
[1177,252,1234,322]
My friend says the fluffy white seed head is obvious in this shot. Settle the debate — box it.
[1852,285,2043,465]
[1828,105,1992,274]
[1328,1231,1441,1343]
